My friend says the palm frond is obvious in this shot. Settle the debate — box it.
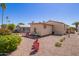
[1,3,6,10]
[72,22,79,25]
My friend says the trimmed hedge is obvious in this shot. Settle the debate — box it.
[0,34,21,54]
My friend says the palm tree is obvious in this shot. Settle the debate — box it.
[6,16,9,24]
[72,22,79,32]
[0,3,6,26]
[6,16,11,24]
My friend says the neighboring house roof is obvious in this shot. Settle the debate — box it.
[30,23,53,26]
[47,20,69,26]
[17,25,30,28]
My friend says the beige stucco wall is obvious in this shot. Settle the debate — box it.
[30,24,53,36]
[77,25,79,32]
[47,21,68,35]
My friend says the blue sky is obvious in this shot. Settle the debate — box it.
[0,3,79,26]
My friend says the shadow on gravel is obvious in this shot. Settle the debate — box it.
[0,53,11,56]
[29,50,38,56]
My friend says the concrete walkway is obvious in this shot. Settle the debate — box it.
[9,34,79,56]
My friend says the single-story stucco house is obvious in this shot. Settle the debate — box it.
[30,20,69,36]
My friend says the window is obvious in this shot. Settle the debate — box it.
[23,28,25,32]
[34,28,37,33]
[44,24,47,29]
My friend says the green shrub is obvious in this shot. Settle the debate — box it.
[55,42,62,47]
[7,24,16,31]
[0,29,11,35]
[60,37,65,42]
[0,35,21,54]
[1,24,16,32]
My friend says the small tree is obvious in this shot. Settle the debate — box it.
[72,22,79,32]
[68,27,76,33]
[69,27,76,30]
[7,24,16,32]
[18,23,25,25]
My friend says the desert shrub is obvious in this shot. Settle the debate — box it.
[60,37,65,42]
[0,29,11,35]
[0,35,21,54]
[55,42,62,47]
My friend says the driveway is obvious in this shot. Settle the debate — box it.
[9,34,79,56]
